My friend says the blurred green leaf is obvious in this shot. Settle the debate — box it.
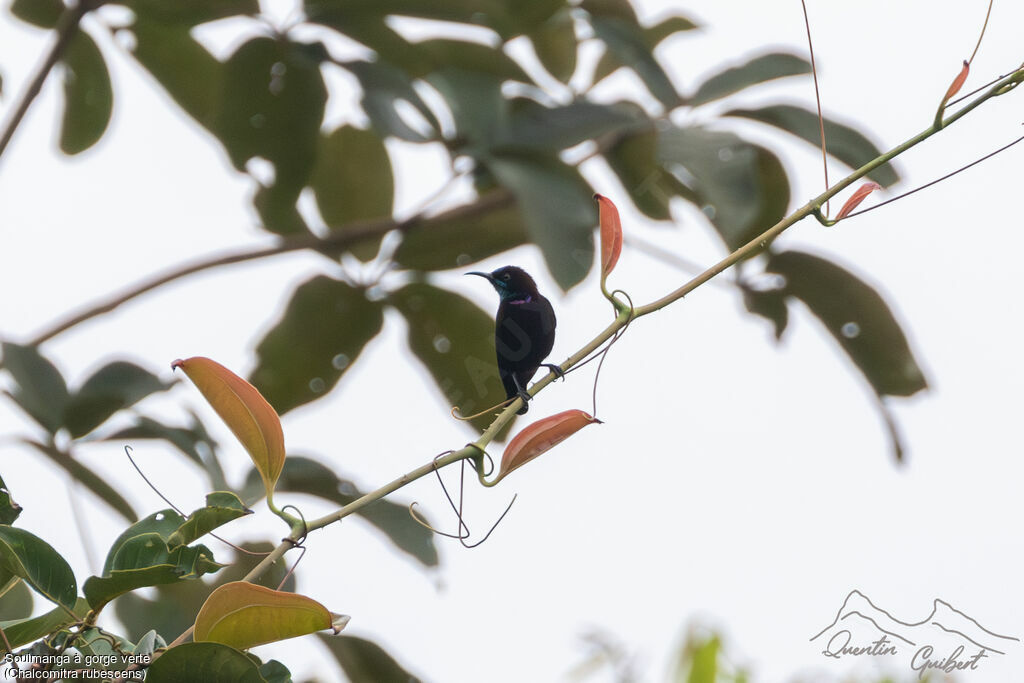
[0,474,22,525]
[588,15,681,108]
[131,19,223,130]
[0,597,88,653]
[64,361,172,438]
[59,32,112,155]
[689,53,810,106]
[529,9,577,83]
[318,634,422,683]
[346,60,438,142]
[214,37,326,234]
[11,0,62,27]
[391,282,514,435]
[250,277,384,414]
[21,439,136,520]
[1,342,69,433]
[259,660,293,683]
[310,125,393,260]
[684,634,720,683]
[0,526,77,610]
[604,127,695,221]
[145,642,267,683]
[167,492,251,548]
[105,414,227,490]
[659,126,789,250]
[645,14,699,44]
[497,99,642,152]
[725,104,899,187]
[741,285,789,341]
[305,0,520,38]
[130,0,258,25]
[484,152,596,290]
[393,191,526,271]
[767,250,927,397]
[244,456,438,567]
[416,39,531,82]
[0,579,32,620]
[428,68,506,146]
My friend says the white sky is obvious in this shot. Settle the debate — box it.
[2,1,1023,682]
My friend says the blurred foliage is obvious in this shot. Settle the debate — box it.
[0,0,927,678]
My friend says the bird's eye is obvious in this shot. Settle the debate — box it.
[503,273,510,281]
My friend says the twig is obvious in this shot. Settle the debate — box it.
[28,189,514,345]
[0,1,95,162]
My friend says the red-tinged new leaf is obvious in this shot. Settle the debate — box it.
[172,357,285,497]
[496,409,601,484]
[835,182,881,220]
[594,193,623,279]
[942,60,970,105]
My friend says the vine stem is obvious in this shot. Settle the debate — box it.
[0,1,96,163]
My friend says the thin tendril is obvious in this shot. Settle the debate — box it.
[800,0,830,215]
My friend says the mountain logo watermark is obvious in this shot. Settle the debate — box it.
[811,589,1019,678]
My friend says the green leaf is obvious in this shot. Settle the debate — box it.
[1,342,69,433]
[529,9,577,83]
[86,538,223,611]
[130,0,258,25]
[588,15,681,108]
[130,19,223,131]
[0,526,77,611]
[305,0,519,38]
[59,32,112,155]
[0,597,88,653]
[741,285,789,340]
[74,626,136,660]
[318,634,422,683]
[685,634,720,683]
[21,439,136,521]
[145,642,268,683]
[415,39,531,82]
[245,456,438,567]
[11,0,63,27]
[767,250,927,397]
[0,579,33,620]
[101,510,186,576]
[427,68,507,147]
[483,151,596,290]
[659,126,790,250]
[133,629,167,656]
[64,361,173,438]
[689,52,810,106]
[0,474,22,525]
[250,277,384,414]
[604,126,695,221]
[390,283,514,434]
[214,37,326,233]
[167,492,251,548]
[310,125,393,260]
[346,60,439,142]
[393,191,527,271]
[259,660,293,683]
[497,99,642,152]
[644,14,699,45]
[725,104,899,187]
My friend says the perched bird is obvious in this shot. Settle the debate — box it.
[467,266,559,414]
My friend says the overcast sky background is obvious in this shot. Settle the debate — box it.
[2,1,1023,681]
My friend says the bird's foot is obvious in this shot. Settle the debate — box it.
[541,363,565,381]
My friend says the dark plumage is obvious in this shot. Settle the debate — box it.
[467,266,558,414]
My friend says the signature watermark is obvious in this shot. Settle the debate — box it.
[810,589,1019,678]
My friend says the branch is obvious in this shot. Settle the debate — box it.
[28,189,514,345]
[0,1,96,162]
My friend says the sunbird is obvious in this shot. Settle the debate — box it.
[467,266,559,414]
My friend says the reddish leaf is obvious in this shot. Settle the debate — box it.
[942,60,970,106]
[496,409,601,483]
[594,193,623,279]
[172,357,285,497]
[835,182,881,220]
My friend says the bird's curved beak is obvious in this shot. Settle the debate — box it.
[465,271,493,283]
